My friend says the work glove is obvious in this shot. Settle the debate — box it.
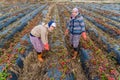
[81,32,87,41]
[65,29,69,35]
[44,43,49,51]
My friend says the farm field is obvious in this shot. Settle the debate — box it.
[0,2,120,80]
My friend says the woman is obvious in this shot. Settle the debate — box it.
[65,8,87,59]
[30,20,56,62]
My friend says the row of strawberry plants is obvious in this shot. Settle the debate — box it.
[0,3,25,21]
[92,3,119,14]
[0,5,40,37]
[0,3,30,12]
[85,3,120,17]
[0,4,47,48]
[80,36,120,80]
[79,8,120,39]
[0,47,19,80]
[80,4,120,23]
[93,7,120,23]
[0,5,38,30]
[80,6,120,31]
[79,5,120,79]
[107,22,120,29]
[0,4,39,24]
[78,4,120,29]
[0,3,22,16]
[0,3,39,22]
[85,19,120,66]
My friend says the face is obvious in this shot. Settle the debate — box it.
[48,26,55,32]
[72,11,78,17]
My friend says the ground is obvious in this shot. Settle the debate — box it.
[0,2,120,80]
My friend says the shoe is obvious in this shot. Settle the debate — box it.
[38,54,44,62]
[72,51,78,59]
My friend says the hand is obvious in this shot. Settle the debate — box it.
[81,32,87,41]
[65,29,69,35]
[44,43,49,51]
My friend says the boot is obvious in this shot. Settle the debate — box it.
[38,54,44,62]
[72,51,78,59]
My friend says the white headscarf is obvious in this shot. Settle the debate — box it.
[72,8,79,14]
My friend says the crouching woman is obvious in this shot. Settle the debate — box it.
[30,20,56,62]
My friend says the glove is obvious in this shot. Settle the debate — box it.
[65,29,69,35]
[44,43,49,51]
[81,32,87,41]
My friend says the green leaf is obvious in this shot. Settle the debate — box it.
[18,47,22,52]
[50,77,54,80]
[61,73,66,79]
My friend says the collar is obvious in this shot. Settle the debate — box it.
[41,22,49,28]
[74,13,80,19]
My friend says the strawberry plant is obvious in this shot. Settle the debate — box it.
[0,71,9,80]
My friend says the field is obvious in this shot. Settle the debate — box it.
[0,2,120,80]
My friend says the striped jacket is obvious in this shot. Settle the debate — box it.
[67,13,86,35]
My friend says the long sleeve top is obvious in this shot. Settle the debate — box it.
[30,23,48,44]
[67,13,86,35]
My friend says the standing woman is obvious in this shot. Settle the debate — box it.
[65,8,87,59]
[30,20,56,62]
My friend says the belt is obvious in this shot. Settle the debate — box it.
[30,33,36,37]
